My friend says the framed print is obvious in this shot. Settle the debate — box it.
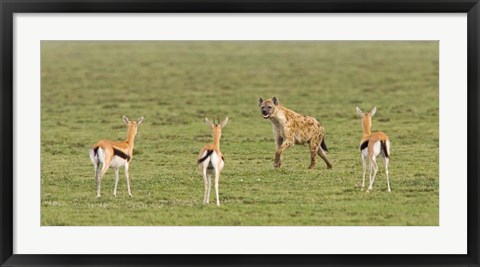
[1,0,479,266]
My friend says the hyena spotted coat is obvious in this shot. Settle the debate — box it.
[258,96,332,169]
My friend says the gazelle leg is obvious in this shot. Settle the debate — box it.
[94,163,100,192]
[202,168,208,204]
[367,161,373,192]
[384,157,391,192]
[125,162,132,197]
[113,167,119,197]
[368,157,378,192]
[214,169,220,206]
[97,164,109,198]
[361,154,367,190]
[206,174,212,204]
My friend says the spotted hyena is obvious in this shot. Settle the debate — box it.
[258,96,332,169]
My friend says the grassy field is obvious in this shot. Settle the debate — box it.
[41,41,439,226]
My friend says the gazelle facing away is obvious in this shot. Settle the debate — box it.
[198,117,228,206]
[89,116,144,197]
[356,107,391,192]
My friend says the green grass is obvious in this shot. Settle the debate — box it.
[41,41,439,226]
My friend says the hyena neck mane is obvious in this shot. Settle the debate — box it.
[270,116,283,126]
[270,105,288,125]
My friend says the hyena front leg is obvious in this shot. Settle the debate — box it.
[275,135,283,150]
[274,134,293,168]
[273,132,283,168]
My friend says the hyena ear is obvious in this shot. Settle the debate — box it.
[205,118,214,128]
[220,117,229,128]
[370,107,377,117]
[258,97,264,107]
[272,96,279,106]
[137,116,144,125]
[123,115,130,125]
[356,107,363,117]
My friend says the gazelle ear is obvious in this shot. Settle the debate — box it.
[137,116,144,125]
[272,96,279,106]
[220,117,229,128]
[258,97,264,107]
[356,107,363,117]
[205,118,214,128]
[370,107,377,117]
[123,115,129,125]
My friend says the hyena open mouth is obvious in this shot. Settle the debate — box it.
[261,109,271,119]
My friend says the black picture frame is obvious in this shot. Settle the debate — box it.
[1,1,479,266]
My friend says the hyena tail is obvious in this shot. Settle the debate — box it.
[320,138,329,152]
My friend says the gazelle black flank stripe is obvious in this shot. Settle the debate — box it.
[113,148,131,161]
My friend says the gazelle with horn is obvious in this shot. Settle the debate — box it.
[356,107,391,192]
[89,115,144,197]
[197,117,228,206]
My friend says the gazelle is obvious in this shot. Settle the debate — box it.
[356,107,391,192]
[197,117,228,206]
[89,116,144,197]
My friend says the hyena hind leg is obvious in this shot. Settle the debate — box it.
[308,141,318,169]
[317,138,333,169]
